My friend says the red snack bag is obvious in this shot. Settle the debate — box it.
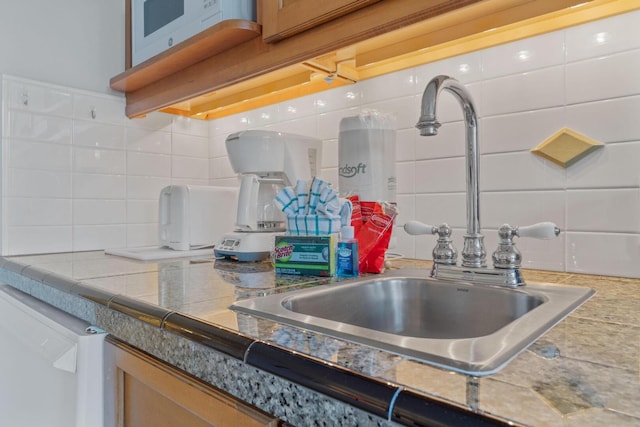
[347,195,363,235]
[356,202,397,274]
[360,201,377,223]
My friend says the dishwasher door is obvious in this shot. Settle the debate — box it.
[0,285,106,427]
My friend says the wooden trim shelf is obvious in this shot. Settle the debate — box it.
[110,19,261,93]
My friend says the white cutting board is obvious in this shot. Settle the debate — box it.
[105,246,215,261]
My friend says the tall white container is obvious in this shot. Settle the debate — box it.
[338,112,397,202]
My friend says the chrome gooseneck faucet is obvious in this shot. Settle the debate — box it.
[408,75,561,287]
[416,75,486,268]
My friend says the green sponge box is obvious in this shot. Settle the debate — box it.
[274,235,336,277]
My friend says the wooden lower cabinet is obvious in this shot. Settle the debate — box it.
[105,337,280,427]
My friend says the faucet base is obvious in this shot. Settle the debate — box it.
[431,263,525,288]
[461,234,487,268]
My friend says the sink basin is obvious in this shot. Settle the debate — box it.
[231,268,594,375]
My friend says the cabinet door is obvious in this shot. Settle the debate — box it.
[262,0,380,42]
[106,338,279,427]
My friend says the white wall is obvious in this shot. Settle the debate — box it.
[0,1,125,95]
[209,10,640,278]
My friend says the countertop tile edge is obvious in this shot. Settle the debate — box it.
[163,312,255,360]
[391,388,513,427]
[245,341,398,420]
[3,259,28,274]
[70,281,118,306]
[108,294,173,328]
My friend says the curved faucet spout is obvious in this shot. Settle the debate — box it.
[416,75,485,268]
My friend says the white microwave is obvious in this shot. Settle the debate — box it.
[131,0,255,66]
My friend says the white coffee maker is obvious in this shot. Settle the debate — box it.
[214,130,322,261]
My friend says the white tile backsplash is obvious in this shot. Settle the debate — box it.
[395,129,416,162]
[171,156,208,180]
[414,158,466,194]
[267,116,318,139]
[363,95,420,130]
[480,107,565,154]
[415,51,484,85]
[481,152,565,191]
[211,157,235,180]
[482,31,566,80]
[314,85,362,114]
[415,121,466,160]
[73,146,126,175]
[281,94,317,119]
[72,93,125,125]
[414,193,466,229]
[171,133,208,157]
[209,133,228,158]
[317,108,359,140]
[127,152,171,177]
[481,191,566,230]
[395,161,416,195]
[567,189,640,233]
[126,176,171,200]
[7,226,72,254]
[127,200,158,224]
[126,111,173,131]
[566,96,640,144]
[7,168,72,198]
[126,127,171,154]
[565,10,640,62]
[72,199,126,225]
[74,120,126,150]
[481,67,565,116]
[321,139,339,168]
[566,232,640,277]
[172,116,208,137]
[7,138,72,171]
[6,80,72,117]
[8,110,72,142]
[6,198,72,226]
[565,49,640,104]
[126,224,159,247]
[360,68,416,104]
[565,142,640,189]
[2,10,640,277]
[1,76,214,254]
[72,224,126,251]
[73,173,126,199]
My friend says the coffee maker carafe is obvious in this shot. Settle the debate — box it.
[235,173,287,232]
[215,130,322,261]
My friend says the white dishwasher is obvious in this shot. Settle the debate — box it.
[0,285,106,427]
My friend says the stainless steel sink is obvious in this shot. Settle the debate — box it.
[231,268,594,375]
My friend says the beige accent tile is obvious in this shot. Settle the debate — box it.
[531,128,603,167]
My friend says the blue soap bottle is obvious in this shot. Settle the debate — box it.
[337,226,359,277]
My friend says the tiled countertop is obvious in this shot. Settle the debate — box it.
[1,251,638,426]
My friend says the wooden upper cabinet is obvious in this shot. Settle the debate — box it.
[261,0,381,42]
[110,0,630,119]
